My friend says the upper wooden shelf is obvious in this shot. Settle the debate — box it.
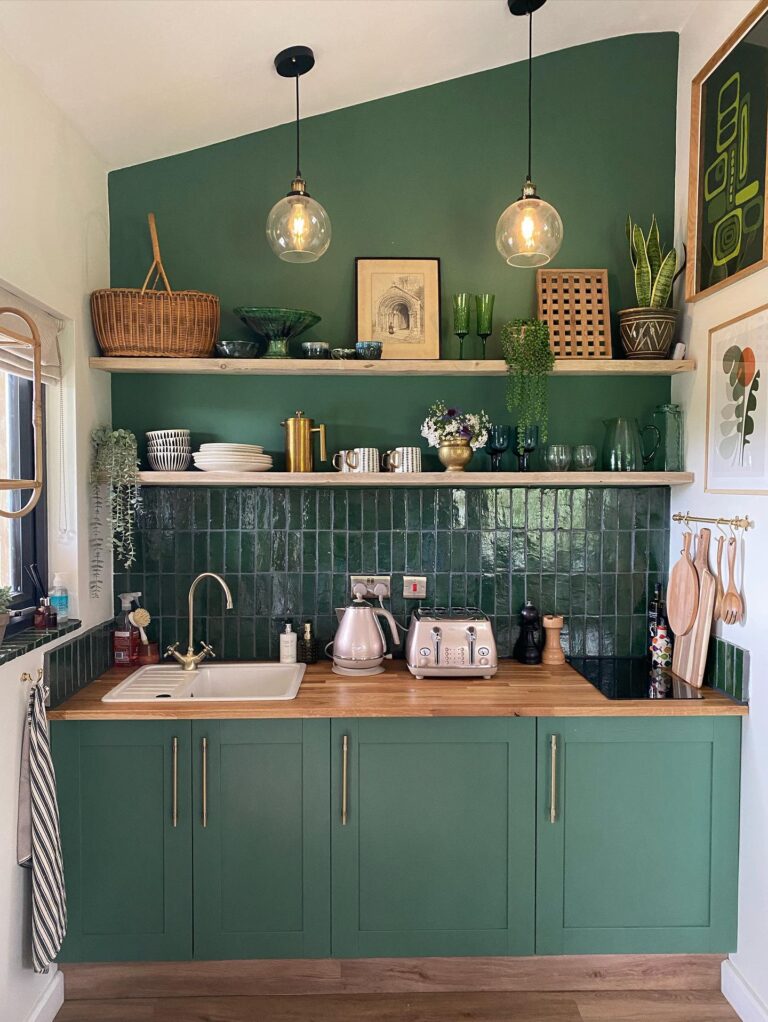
[90,357,695,377]
[138,471,694,488]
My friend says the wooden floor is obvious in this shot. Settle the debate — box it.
[55,989,739,1021]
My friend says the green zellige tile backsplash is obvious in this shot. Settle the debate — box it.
[114,486,670,661]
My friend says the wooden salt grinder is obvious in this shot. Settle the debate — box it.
[542,614,565,665]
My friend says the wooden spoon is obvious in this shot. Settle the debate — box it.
[667,531,699,636]
[721,537,744,625]
[713,534,726,621]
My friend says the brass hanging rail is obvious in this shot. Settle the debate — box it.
[672,511,753,530]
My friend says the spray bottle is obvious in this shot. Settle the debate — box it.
[114,592,142,666]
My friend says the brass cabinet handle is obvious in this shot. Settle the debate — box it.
[341,734,349,826]
[171,737,179,828]
[201,737,208,829]
[549,734,558,824]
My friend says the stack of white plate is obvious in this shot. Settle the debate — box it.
[147,429,191,471]
[193,443,273,473]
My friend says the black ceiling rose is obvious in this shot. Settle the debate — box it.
[507,0,546,15]
[274,46,315,78]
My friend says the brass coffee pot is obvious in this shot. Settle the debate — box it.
[281,411,327,472]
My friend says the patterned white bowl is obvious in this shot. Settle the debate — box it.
[148,451,192,471]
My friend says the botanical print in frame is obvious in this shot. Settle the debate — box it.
[356,258,441,359]
[706,303,768,494]
[687,0,768,301]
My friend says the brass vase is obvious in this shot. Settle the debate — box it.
[437,437,473,472]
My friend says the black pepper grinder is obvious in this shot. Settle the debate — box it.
[513,601,542,665]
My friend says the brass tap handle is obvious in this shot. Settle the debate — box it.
[199,641,215,660]
[165,642,180,659]
[314,423,327,463]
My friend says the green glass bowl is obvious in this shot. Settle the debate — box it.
[234,307,321,358]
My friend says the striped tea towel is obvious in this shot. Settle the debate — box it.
[17,677,67,973]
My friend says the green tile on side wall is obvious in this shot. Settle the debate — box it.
[117,485,671,661]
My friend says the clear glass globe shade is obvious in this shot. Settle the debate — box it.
[495,196,563,267]
[266,192,331,263]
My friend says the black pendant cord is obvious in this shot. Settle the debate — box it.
[527,10,533,182]
[295,74,302,180]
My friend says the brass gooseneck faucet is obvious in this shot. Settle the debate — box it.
[166,572,234,671]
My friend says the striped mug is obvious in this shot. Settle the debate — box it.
[332,450,355,472]
[383,446,421,473]
[346,448,380,473]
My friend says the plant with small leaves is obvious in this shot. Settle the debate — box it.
[501,318,554,453]
[0,585,13,615]
[90,427,141,569]
[626,214,685,309]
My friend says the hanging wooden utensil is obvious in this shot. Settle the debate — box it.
[721,536,744,625]
[672,528,715,688]
[666,531,699,637]
[714,534,726,621]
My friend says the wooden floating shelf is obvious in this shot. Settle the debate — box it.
[90,357,695,377]
[138,471,694,488]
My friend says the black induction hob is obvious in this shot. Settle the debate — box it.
[567,657,704,700]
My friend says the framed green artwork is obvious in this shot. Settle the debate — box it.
[687,0,768,301]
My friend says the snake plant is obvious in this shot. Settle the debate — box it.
[626,215,679,309]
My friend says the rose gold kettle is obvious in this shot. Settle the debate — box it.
[328,594,400,676]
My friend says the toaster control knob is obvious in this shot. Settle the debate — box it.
[419,657,429,667]
[478,646,490,657]
[419,647,430,657]
[479,657,489,666]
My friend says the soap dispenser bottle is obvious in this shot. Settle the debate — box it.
[280,622,297,664]
[114,592,141,666]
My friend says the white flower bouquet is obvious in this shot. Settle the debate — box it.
[420,401,491,451]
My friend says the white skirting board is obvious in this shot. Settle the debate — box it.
[24,970,64,1022]
[723,959,768,1022]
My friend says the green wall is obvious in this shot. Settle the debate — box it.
[108,33,678,464]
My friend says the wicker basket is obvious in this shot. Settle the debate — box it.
[91,213,220,357]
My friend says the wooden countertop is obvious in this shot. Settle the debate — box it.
[47,661,747,720]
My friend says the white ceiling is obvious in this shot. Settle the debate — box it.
[0,0,698,169]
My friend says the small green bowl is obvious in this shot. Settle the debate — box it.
[215,338,263,359]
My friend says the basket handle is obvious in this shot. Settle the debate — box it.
[140,213,173,294]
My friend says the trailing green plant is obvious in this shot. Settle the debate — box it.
[0,585,13,615]
[501,318,554,452]
[90,427,141,574]
[625,214,682,309]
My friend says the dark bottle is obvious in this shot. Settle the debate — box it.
[648,582,662,642]
[512,601,542,665]
[297,621,318,665]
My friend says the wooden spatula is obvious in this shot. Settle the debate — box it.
[667,531,699,636]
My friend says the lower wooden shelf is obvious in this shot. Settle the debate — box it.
[138,471,694,488]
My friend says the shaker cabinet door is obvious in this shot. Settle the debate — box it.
[536,716,741,954]
[331,717,535,957]
[192,719,330,959]
[52,720,193,961]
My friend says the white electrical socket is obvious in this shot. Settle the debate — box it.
[403,575,427,599]
[350,575,391,598]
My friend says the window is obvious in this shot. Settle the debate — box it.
[0,367,46,620]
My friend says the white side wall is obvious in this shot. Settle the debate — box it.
[674,2,768,1017]
[0,47,109,1022]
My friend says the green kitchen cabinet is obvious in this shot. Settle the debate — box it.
[331,717,536,957]
[191,719,330,959]
[536,717,741,954]
[51,721,193,962]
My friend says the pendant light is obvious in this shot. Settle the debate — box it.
[495,0,563,267]
[266,46,331,263]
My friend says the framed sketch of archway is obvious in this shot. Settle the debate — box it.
[706,302,768,494]
[686,0,768,302]
[356,257,441,359]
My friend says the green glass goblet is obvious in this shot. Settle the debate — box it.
[452,293,472,360]
[475,293,495,359]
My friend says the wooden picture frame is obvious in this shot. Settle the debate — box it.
[686,0,768,302]
[705,302,768,494]
[355,257,441,360]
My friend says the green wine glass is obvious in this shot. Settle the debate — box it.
[452,293,472,360]
[475,293,495,359]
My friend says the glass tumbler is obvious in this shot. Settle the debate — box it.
[545,444,572,471]
[572,444,597,471]
[652,403,684,471]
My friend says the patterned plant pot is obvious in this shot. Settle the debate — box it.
[618,307,679,359]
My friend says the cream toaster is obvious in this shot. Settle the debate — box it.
[405,607,498,679]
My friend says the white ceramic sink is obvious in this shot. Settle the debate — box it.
[102,662,306,702]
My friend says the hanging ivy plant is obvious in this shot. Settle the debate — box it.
[501,318,554,452]
[90,428,141,577]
